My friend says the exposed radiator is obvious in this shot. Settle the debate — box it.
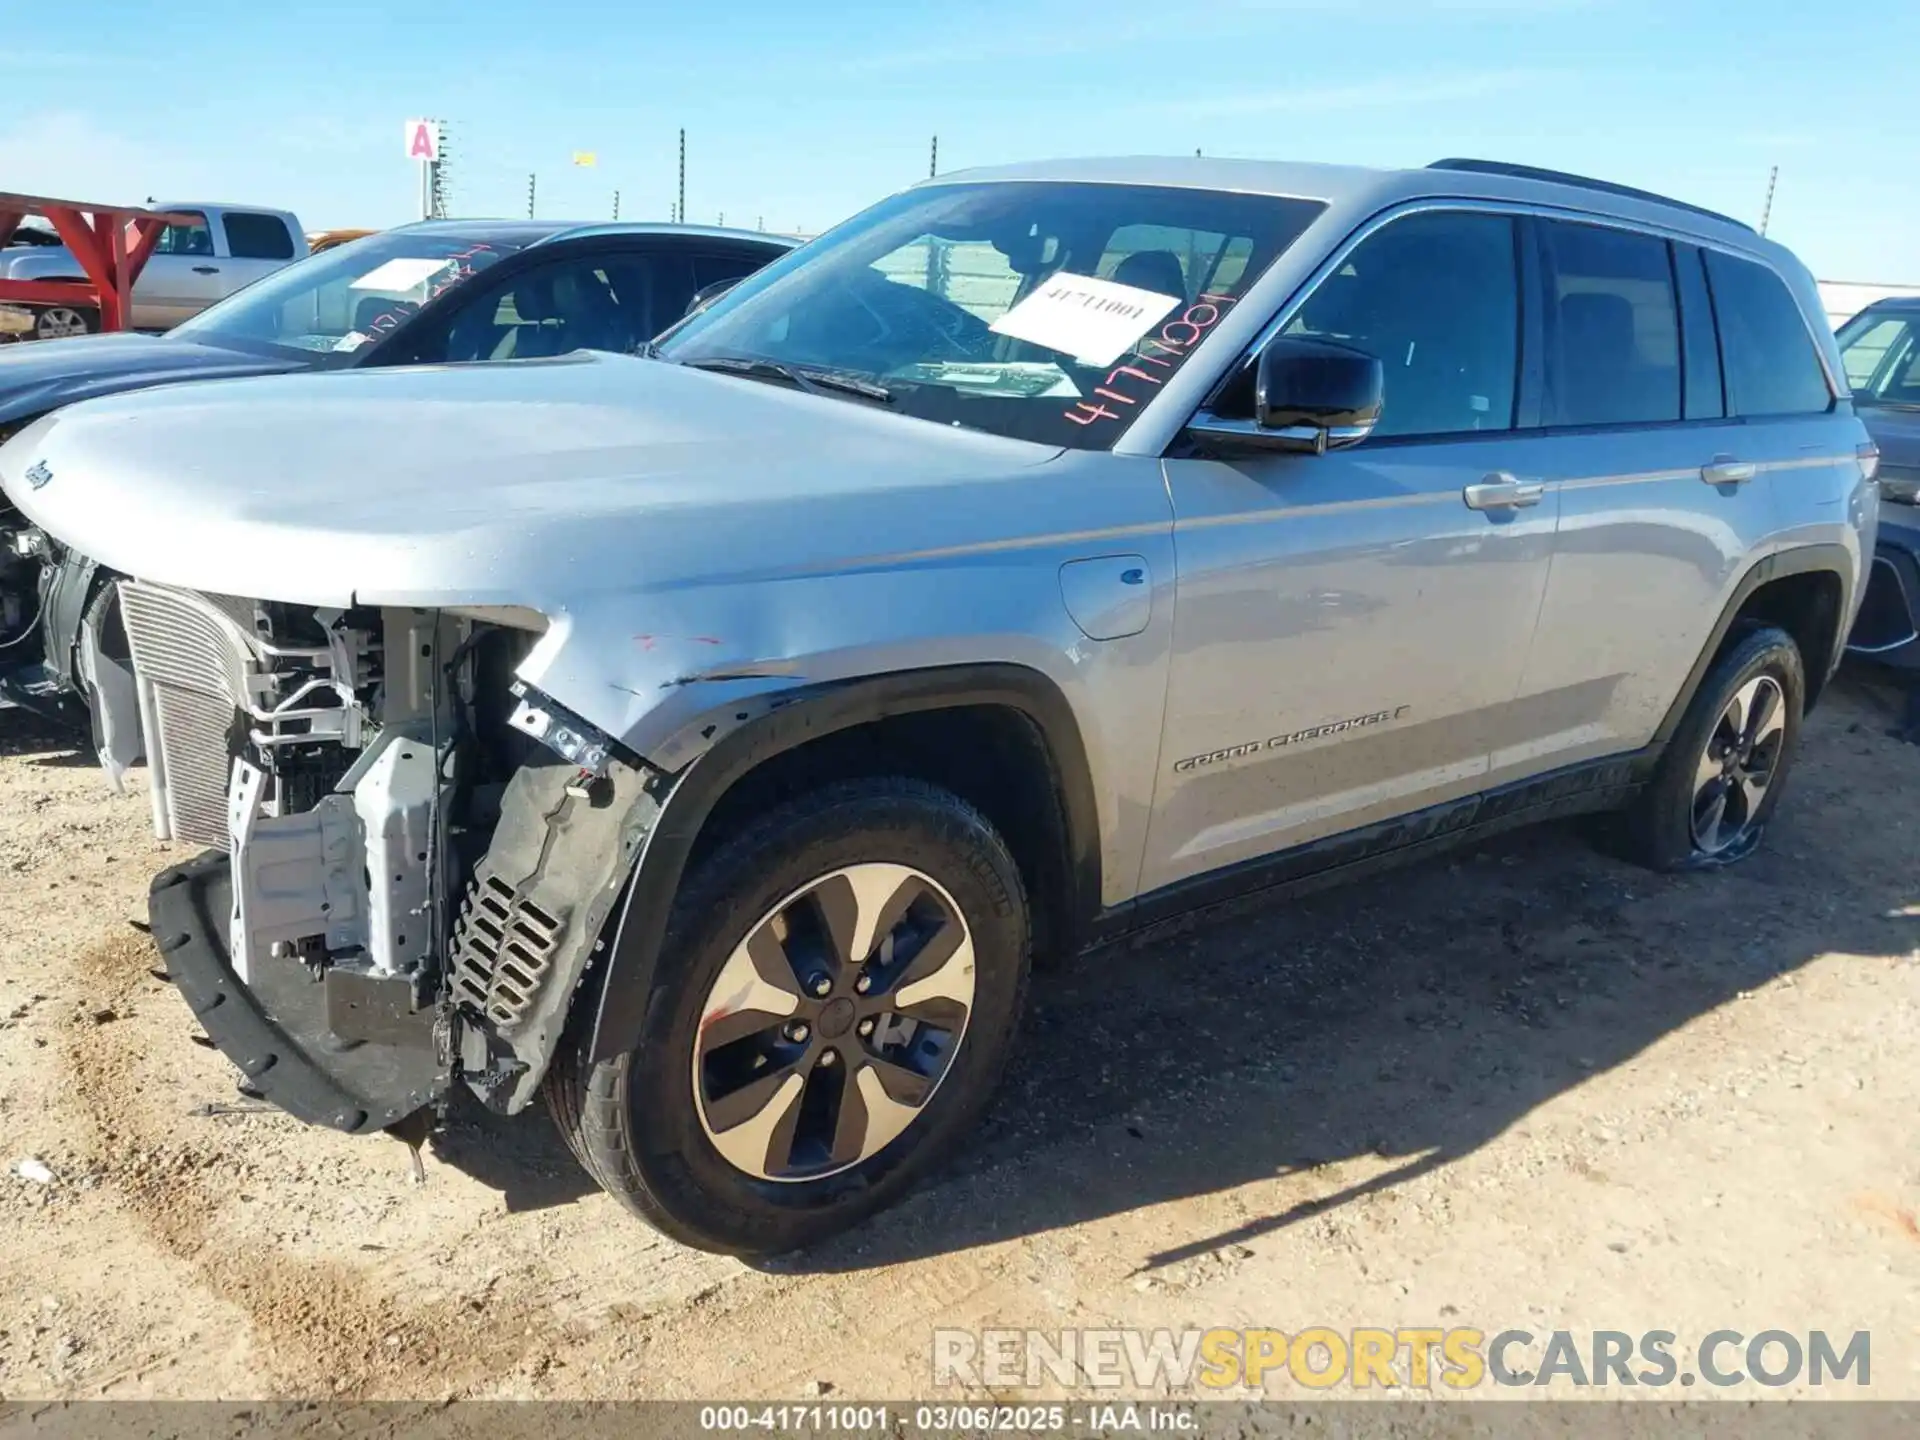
[117,582,256,851]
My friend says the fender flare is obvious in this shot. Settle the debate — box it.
[1648,542,1855,752]
[584,662,1103,1065]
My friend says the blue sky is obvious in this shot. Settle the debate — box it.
[5,0,1915,279]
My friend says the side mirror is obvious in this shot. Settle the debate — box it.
[1190,337,1384,454]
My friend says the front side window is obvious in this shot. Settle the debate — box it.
[223,211,296,261]
[1703,251,1833,417]
[657,182,1326,450]
[1283,210,1519,439]
[1838,311,1920,406]
[172,229,525,361]
[153,212,213,257]
[1541,220,1681,427]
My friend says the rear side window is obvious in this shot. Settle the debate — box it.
[1702,252,1832,417]
[153,212,213,257]
[1283,210,1519,439]
[1540,220,1681,426]
[223,212,297,261]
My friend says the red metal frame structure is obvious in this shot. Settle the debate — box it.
[0,193,200,331]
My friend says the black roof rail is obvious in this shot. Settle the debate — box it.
[1426,158,1754,232]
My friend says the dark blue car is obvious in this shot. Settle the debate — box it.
[1837,297,1920,684]
[0,218,795,725]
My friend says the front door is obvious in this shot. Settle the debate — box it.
[1141,208,1557,894]
[132,211,219,329]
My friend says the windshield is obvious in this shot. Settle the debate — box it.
[1838,308,1920,407]
[173,229,532,362]
[655,181,1326,449]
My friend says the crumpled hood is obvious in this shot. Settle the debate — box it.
[0,350,1062,610]
[0,332,306,428]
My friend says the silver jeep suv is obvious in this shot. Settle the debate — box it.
[0,156,1878,1255]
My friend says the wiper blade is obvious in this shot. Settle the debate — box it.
[678,354,893,404]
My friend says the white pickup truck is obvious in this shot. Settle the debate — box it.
[0,202,309,337]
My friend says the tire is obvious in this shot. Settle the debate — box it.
[1617,624,1806,872]
[545,777,1030,1255]
[32,304,98,341]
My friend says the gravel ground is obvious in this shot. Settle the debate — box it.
[0,671,1916,1403]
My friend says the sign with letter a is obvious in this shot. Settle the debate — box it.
[404,119,440,162]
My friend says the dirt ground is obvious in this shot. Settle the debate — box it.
[0,672,1916,1405]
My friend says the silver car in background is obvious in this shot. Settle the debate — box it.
[0,155,1877,1256]
[0,203,309,335]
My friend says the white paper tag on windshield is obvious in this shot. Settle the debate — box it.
[989,271,1181,367]
[350,257,452,293]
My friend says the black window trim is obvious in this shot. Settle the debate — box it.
[1673,241,1727,422]
[1187,196,1843,453]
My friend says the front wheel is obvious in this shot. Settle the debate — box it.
[547,777,1030,1255]
[1618,624,1806,871]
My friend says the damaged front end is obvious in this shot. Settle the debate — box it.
[128,583,660,1134]
[0,429,135,768]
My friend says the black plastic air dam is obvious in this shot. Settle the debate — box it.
[149,852,447,1134]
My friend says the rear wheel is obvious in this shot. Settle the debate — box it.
[546,777,1029,1255]
[32,304,98,341]
[1617,624,1805,871]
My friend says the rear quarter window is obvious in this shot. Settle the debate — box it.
[1702,251,1832,417]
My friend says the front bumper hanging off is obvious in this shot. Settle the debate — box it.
[149,851,448,1134]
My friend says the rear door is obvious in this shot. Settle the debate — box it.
[1513,224,1838,774]
[1141,207,1561,893]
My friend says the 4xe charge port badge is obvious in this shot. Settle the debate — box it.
[1174,705,1411,773]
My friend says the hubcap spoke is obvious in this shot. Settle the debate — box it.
[1738,772,1770,817]
[849,1061,923,1164]
[697,929,802,1059]
[704,1070,806,1176]
[1695,785,1730,853]
[1720,686,1749,746]
[704,1058,805,1133]
[813,864,924,968]
[1739,678,1784,754]
[1692,736,1724,798]
[861,1049,936,1107]
[891,922,974,1010]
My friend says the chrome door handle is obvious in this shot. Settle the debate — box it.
[1702,455,1757,485]
[191,265,220,275]
[1462,473,1545,511]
